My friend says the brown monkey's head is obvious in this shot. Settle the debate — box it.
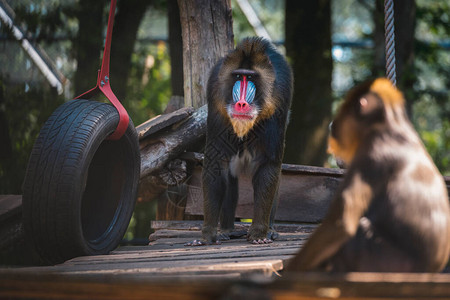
[217,37,276,137]
[328,78,405,165]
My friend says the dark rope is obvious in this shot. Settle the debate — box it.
[384,0,397,85]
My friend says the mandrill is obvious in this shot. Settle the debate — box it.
[187,37,293,246]
[288,78,450,272]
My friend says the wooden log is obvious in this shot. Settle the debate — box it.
[177,0,234,108]
[136,106,194,141]
[139,105,207,179]
[136,107,197,202]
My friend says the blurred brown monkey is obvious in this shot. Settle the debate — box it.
[288,78,450,272]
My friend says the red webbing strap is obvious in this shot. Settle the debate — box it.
[74,0,129,140]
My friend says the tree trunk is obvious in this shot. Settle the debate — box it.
[73,0,106,95]
[110,0,152,102]
[168,0,184,98]
[177,0,234,108]
[284,0,333,166]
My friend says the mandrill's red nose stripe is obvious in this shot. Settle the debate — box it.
[240,75,248,102]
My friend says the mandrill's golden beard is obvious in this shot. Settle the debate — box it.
[227,104,258,138]
[229,117,257,138]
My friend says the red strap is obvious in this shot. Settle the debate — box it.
[74,0,129,140]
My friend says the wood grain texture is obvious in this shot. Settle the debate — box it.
[186,166,450,223]
[177,0,234,108]
[1,222,449,299]
[136,106,194,140]
[140,105,207,178]
[186,166,342,222]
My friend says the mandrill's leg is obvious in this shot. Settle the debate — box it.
[248,162,280,244]
[219,173,239,240]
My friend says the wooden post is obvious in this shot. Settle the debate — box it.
[177,0,234,108]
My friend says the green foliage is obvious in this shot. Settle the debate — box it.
[231,0,284,42]
[9,0,78,42]
[125,42,171,125]
[412,0,450,175]
[123,200,157,243]
[329,0,450,175]
[418,120,450,176]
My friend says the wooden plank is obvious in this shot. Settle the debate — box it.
[0,230,311,280]
[281,163,344,177]
[150,220,318,234]
[186,167,450,223]
[1,269,450,300]
[118,236,307,254]
[60,258,286,278]
[136,106,195,141]
[274,272,450,299]
[186,166,341,222]
[146,235,307,251]
[10,254,288,278]
[0,271,234,300]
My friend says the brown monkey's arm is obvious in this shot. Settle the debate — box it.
[287,172,372,271]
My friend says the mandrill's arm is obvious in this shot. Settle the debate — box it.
[287,170,373,271]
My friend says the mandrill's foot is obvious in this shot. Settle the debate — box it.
[185,226,222,246]
[185,226,221,246]
[184,239,221,246]
[247,224,273,244]
[251,238,273,244]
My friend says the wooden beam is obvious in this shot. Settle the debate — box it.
[185,165,343,222]
[1,269,450,300]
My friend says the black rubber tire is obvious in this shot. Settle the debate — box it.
[22,99,140,265]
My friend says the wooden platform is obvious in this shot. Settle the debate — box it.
[2,220,450,299]
[1,221,315,279]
